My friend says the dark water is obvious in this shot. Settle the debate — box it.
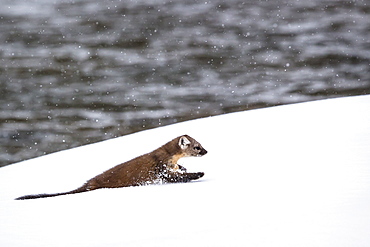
[1,0,369,167]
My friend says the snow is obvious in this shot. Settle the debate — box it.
[1,95,370,247]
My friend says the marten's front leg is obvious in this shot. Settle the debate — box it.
[177,164,187,172]
[163,171,204,183]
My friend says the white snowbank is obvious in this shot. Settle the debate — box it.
[1,95,370,247]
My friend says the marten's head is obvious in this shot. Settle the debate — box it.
[178,135,207,157]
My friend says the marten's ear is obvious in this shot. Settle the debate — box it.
[179,136,191,149]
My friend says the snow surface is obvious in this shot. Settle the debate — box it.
[1,95,370,247]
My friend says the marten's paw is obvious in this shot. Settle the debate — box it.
[192,172,204,180]
[182,172,204,182]
[178,164,187,172]
[163,171,204,183]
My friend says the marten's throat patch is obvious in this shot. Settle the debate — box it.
[168,153,187,166]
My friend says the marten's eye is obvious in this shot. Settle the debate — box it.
[194,146,201,151]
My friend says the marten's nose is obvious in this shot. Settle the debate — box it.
[200,149,207,155]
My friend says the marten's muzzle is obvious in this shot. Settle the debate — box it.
[199,148,207,156]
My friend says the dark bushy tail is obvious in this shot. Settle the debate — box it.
[15,186,88,200]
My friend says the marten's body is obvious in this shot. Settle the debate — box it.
[16,135,207,200]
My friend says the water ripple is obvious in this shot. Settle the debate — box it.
[1,0,369,166]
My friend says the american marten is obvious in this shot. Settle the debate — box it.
[15,135,207,200]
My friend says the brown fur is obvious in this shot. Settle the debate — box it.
[15,135,207,200]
